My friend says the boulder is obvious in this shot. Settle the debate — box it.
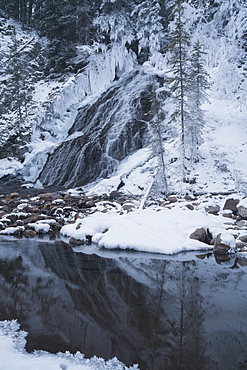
[223,198,240,214]
[190,228,212,244]
[186,204,194,210]
[69,237,84,246]
[168,196,177,203]
[237,205,247,219]
[238,235,247,243]
[205,204,220,215]
[109,190,122,200]
[9,192,20,199]
[38,193,61,202]
[213,234,230,255]
[24,229,37,238]
[122,202,135,212]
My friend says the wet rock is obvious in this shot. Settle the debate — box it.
[213,234,230,255]
[69,237,84,246]
[223,198,240,214]
[23,229,37,238]
[190,228,212,244]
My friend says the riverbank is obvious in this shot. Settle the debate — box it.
[0,187,247,258]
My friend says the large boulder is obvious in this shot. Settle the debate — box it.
[205,204,220,215]
[237,204,247,219]
[223,198,240,214]
[190,227,212,244]
[213,234,230,255]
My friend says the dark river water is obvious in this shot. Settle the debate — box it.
[0,236,246,370]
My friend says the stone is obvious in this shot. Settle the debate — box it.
[39,193,61,202]
[237,205,247,219]
[189,228,212,244]
[185,195,196,201]
[9,192,20,199]
[24,229,37,238]
[69,237,84,246]
[85,200,95,208]
[205,204,220,215]
[213,234,230,255]
[122,202,135,212]
[222,211,232,218]
[109,190,122,199]
[186,204,194,210]
[236,220,247,228]
[238,235,247,243]
[223,198,240,214]
[236,241,247,249]
[168,196,177,203]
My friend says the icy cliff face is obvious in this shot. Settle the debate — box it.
[22,45,137,183]
[38,69,154,188]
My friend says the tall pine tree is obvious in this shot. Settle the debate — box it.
[1,29,33,122]
[168,0,190,181]
[186,40,210,165]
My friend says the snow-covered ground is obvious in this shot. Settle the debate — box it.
[0,321,138,370]
[60,194,237,255]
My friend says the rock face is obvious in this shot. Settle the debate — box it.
[213,234,230,255]
[39,70,155,188]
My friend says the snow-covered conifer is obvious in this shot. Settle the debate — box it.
[168,0,191,180]
[186,40,211,165]
[131,0,164,63]
[1,29,33,122]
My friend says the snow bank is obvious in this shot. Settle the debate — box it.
[0,320,138,370]
[61,206,233,254]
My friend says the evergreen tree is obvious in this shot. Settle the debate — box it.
[93,0,135,47]
[131,0,164,63]
[186,41,210,165]
[150,78,169,197]
[0,0,34,27]
[0,29,33,121]
[168,0,191,180]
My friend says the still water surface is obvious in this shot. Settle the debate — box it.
[0,237,246,370]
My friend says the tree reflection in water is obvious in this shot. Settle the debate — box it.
[0,238,246,370]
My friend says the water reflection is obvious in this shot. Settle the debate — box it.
[0,237,246,369]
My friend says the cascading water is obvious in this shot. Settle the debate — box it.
[38,68,155,188]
